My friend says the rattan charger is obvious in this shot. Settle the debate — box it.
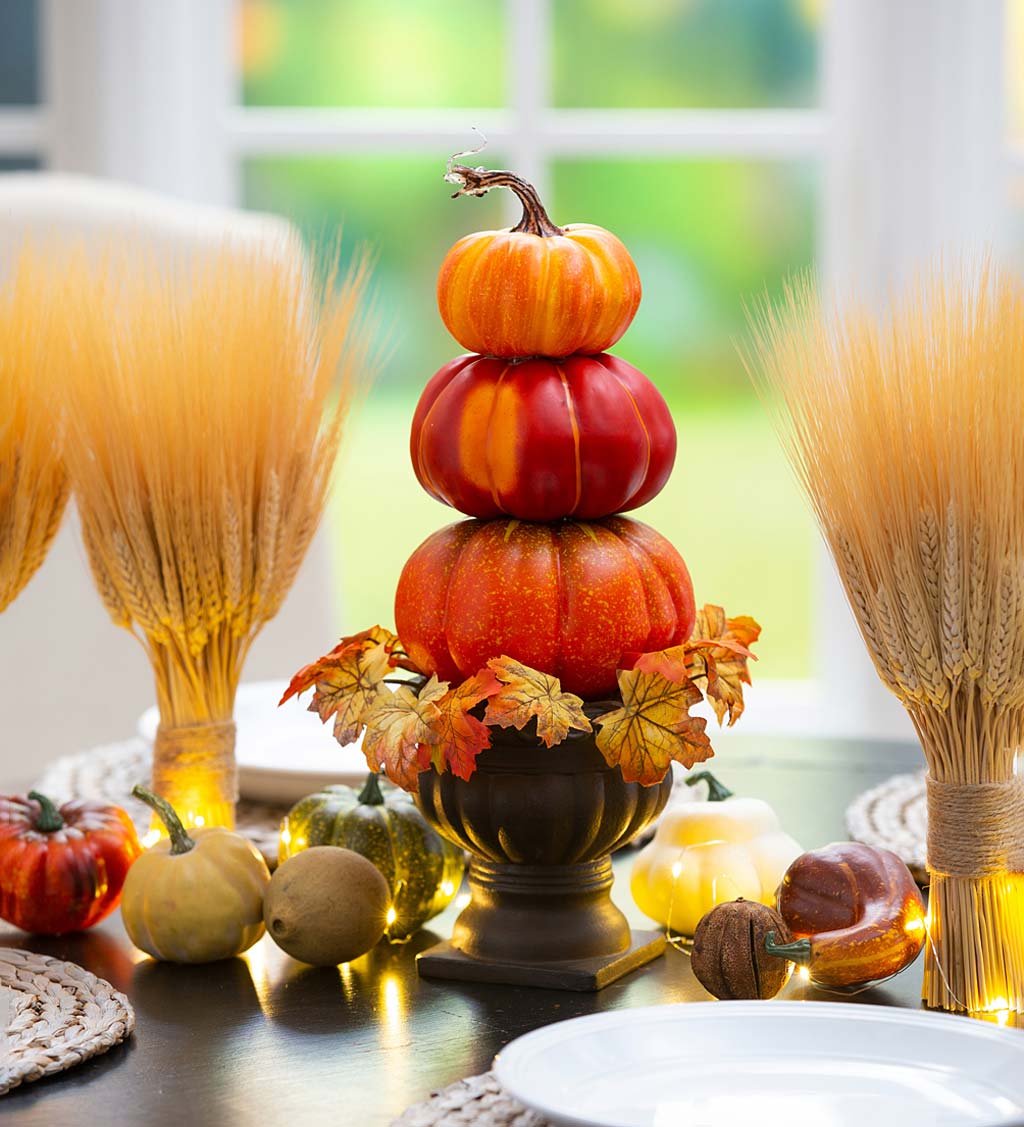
[1,947,134,1095]
[393,1071,547,1127]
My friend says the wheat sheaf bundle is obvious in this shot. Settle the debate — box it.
[0,246,68,614]
[61,245,373,829]
[746,262,1024,1018]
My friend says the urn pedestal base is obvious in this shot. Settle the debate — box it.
[415,730,673,991]
[417,930,666,991]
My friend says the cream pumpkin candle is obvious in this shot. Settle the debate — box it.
[631,772,802,937]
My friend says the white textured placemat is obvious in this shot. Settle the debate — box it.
[35,739,287,867]
[393,1071,547,1127]
[845,770,927,883]
[1,948,134,1096]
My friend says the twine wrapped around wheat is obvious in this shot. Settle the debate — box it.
[61,246,373,829]
[0,246,68,616]
[746,263,1024,1018]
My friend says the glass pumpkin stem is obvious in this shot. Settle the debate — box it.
[132,784,196,856]
[358,772,386,806]
[444,161,564,238]
[764,931,812,965]
[27,790,64,833]
[685,770,734,803]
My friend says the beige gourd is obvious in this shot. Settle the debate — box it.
[121,786,270,963]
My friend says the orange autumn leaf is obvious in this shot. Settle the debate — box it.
[688,605,761,726]
[362,675,449,789]
[595,667,712,785]
[430,669,503,782]
[484,656,592,748]
[279,626,400,706]
[627,645,690,683]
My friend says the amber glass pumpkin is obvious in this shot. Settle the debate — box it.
[767,842,926,987]
[279,774,464,942]
[395,516,695,699]
[437,165,641,359]
[411,352,676,522]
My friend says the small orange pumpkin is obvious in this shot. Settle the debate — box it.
[437,163,641,359]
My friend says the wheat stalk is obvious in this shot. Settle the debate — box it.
[0,246,69,616]
[745,261,1024,1018]
[60,244,374,826]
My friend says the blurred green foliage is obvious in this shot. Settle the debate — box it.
[552,0,820,108]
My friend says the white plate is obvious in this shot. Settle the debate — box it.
[137,680,368,804]
[493,1001,1024,1127]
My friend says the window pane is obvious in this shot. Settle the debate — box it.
[0,0,39,106]
[551,158,818,679]
[553,0,823,109]
[239,0,505,107]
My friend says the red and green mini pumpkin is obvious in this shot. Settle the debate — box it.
[0,792,141,934]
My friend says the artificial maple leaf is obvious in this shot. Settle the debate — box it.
[689,604,757,725]
[429,669,503,782]
[687,605,761,726]
[594,667,712,785]
[483,656,592,748]
[362,675,449,789]
[279,626,400,705]
[627,645,690,684]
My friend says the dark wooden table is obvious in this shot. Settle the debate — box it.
[1,734,929,1126]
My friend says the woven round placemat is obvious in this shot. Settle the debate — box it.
[393,1071,547,1127]
[845,769,927,883]
[34,740,288,867]
[1,947,134,1096]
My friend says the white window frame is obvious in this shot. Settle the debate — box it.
[1,0,1012,740]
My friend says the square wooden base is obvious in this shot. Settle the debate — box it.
[416,928,666,991]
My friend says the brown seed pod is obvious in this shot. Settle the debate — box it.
[690,898,794,1000]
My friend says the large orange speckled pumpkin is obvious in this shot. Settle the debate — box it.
[394,516,695,699]
[437,167,641,359]
[410,353,676,522]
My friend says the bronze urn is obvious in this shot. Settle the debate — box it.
[415,720,672,990]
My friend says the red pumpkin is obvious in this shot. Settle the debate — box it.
[410,353,676,522]
[394,516,695,699]
[437,165,641,359]
[0,792,142,934]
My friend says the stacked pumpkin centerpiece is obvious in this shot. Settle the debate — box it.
[286,159,761,989]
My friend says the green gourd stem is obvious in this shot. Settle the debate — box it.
[358,772,386,806]
[132,785,195,856]
[445,161,564,238]
[764,931,813,965]
[28,791,64,833]
[685,771,734,803]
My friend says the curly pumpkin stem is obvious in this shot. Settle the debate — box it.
[132,784,195,856]
[444,159,564,238]
[358,772,386,806]
[685,770,734,803]
[764,930,813,965]
[27,791,64,833]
